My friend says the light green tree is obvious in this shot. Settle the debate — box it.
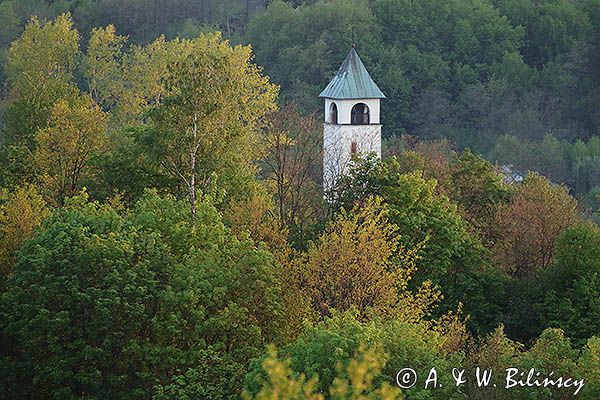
[0,185,50,287]
[85,24,128,110]
[298,197,439,321]
[146,32,278,219]
[34,97,109,205]
[243,344,403,400]
[4,13,81,147]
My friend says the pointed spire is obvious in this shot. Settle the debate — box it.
[319,48,385,100]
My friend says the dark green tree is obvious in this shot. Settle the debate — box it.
[336,157,487,316]
[0,190,285,399]
[540,223,600,346]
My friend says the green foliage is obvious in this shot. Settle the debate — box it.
[84,29,186,127]
[0,0,267,46]
[246,0,600,211]
[0,13,84,189]
[336,157,486,316]
[539,223,600,346]
[495,173,579,276]
[493,0,592,66]
[152,349,246,400]
[0,4,599,400]
[248,0,524,135]
[449,149,511,244]
[243,343,403,400]
[0,185,49,288]
[512,328,581,399]
[91,125,180,204]
[577,336,600,399]
[246,0,380,112]
[75,0,257,43]
[34,97,109,205]
[245,311,463,400]
[0,2,20,48]
[85,24,128,111]
[4,13,81,147]
[489,134,600,198]
[389,145,511,246]
[0,190,285,399]
[144,32,278,215]
[294,196,441,322]
[465,326,600,399]
[373,0,523,74]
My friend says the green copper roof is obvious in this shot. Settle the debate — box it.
[319,47,385,100]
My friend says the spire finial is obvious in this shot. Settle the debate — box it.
[352,27,356,48]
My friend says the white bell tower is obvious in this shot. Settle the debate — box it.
[319,47,385,193]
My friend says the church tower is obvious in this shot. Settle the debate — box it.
[320,47,385,192]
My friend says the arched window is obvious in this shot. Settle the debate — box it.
[351,103,370,125]
[329,102,338,124]
[350,141,358,156]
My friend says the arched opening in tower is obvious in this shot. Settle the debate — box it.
[329,102,338,124]
[351,103,369,125]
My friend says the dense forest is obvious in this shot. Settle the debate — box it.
[0,0,598,212]
[0,0,599,399]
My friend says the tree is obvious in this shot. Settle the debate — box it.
[245,311,465,400]
[224,188,291,262]
[261,105,324,247]
[336,157,486,315]
[85,24,128,110]
[449,149,511,245]
[146,32,278,219]
[0,191,285,399]
[85,27,185,127]
[247,0,523,133]
[578,336,600,399]
[539,223,600,345]
[466,326,599,399]
[296,197,439,321]
[246,0,379,112]
[493,0,592,67]
[90,124,181,205]
[384,142,511,246]
[0,1,20,49]
[242,345,324,400]
[464,325,522,398]
[0,13,84,189]
[242,344,402,400]
[0,185,49,288]
[495,173,579,276]
[4,13,81,148]
[516,328,581,399]
[34,97,109,205]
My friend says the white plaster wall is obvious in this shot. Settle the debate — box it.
[323,123,382,192]
[324,98,381,124]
